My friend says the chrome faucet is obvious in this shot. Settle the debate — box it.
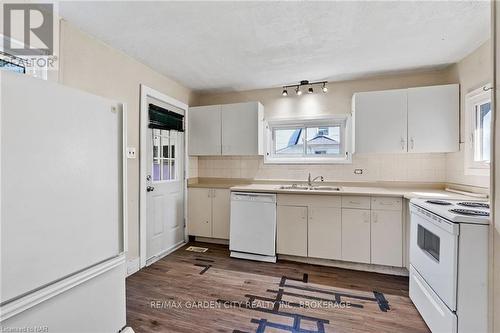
[307,173,324,187]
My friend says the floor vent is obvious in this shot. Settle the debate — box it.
[185,246,208,253]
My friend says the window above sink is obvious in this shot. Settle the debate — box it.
[264,115,352,164]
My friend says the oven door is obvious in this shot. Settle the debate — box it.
[409,204,459,311]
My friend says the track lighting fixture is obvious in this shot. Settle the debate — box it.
[281,80,328,96]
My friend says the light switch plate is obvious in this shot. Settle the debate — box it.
[127,146,137,159]
[354,168,363,174]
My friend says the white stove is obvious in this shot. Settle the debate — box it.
[411,198,490,224]
[409,198,489,333]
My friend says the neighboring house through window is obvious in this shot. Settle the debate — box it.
[265,116,352,164]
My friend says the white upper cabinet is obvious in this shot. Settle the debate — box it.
[188,102,263,156]
[354,89,408,153]
[188,105,221,155]
[221,102,262,155]
[353,84,459,153]
[407,84,459,153]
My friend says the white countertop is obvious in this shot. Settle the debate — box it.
[229,183,480,200]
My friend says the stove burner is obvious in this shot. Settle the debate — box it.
[426,200,452,205]
[449,209,490,217]
[458,202,490,209]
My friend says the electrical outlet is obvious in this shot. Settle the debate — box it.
[127,146,137,159]
[354,168,363,175]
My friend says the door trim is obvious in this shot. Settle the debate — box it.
[139,84,189,269]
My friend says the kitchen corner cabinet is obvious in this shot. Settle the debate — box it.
[188,102,264,156]
[277,205,308,257]
[407,84,459,153]
[188,188,230,239]
[353,84,459,153]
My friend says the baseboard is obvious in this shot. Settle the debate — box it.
[278,254,409,276]
[126,257,140,276]
[194,236,229,245]
[144,241,186,267]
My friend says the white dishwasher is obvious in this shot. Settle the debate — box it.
[229,192,277,262]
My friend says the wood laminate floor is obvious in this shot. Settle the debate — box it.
[126,242,429,333]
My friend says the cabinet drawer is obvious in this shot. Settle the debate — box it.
[277,194,341,208]
[371,197,402,211]
[341,196,371,209]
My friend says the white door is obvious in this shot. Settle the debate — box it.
[341,208,371,263]
[308,207,342,260]
[407,84,459,153]
[146,128,184,264]
[354,89,408,153]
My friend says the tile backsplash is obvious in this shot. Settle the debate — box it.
[195,153,447,183]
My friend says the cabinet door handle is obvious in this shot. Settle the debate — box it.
[410,137,414,150]
[301,208,307,220]
[212,189,216,198]
[309,208,314,220]
[400,137,406,150]
[373,213,378,223]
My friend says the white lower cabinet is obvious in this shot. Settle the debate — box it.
[187,188,230,239]
[277,205,308,256]
[212,189,231,239]
[341,208,371,264]
[308,207,341,260]
[188,188,212,237]
[371,210,403,267]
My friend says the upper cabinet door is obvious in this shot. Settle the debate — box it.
[221,102,260,155]
[188,105,221,155]
[407,84,459,153]
[354,89,408,153]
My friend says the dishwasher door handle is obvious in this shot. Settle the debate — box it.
[231,192,276,203]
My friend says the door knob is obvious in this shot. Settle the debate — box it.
[146,186,155,192]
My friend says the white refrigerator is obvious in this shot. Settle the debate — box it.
[0,71,127,332]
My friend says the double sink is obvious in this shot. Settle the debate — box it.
[278,184,342,192]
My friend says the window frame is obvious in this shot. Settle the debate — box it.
[464,85,492,175]
[264,115,352,164]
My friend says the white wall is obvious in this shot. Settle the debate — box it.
[59,20,195,260]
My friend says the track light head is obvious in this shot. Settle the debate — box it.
[282,89,288,96]
[308,87,314,94]
[296,86,302,96]
[322,83,328,93]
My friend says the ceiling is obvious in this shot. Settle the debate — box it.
[58,1,490,93]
